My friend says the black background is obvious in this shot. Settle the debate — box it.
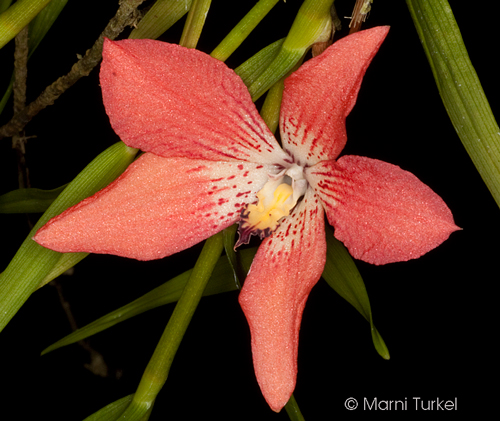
[0,1,497,419]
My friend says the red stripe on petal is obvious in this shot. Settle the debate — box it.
[280,27,389,165]
[100,39,288,166]
[238,188,326,412]
[306,157,459,265]
[35,154,272,260]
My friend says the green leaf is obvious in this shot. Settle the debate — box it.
[0,0,12,15]
[179,0,212,49]
[128,0,193,40]
[41,247,257,355]
[37,251,88,289]
[117,233,224,421]
[234,38,284,87]
[322,227,390,360]
[247,0,334,100]
[28,0,69,54]
[82,394,134,421]
[0,185,66,213]
[210,0,281,62]
[0,0,52,49]
[407,0,500,208]
[0,142,138,333]
[285,394,305,421]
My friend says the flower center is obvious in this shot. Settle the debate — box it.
[236,164,307,247]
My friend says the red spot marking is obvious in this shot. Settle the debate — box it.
[211,177,224,182]
[187,166,206,173]
[243,171,249,177]
[236,191,251,198]
[218,198,229,205]
[227,175,236,180]
[256,165,263,169]
[247,181,252,184]
[238,164,244,170]
[212,186,218,190]
[232,185,237,188]
[227,213,234,217]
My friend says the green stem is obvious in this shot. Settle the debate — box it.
[0,0,52,49]
[210,0,280,61]
[285,394,305,421]
[247,0,334,100]
[118,233,224,420]
[179,0,212,49]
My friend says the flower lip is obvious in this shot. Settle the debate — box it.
[236,163,308,247]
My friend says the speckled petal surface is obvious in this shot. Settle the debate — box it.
[100,39,289,166]
[35,153,273,260]
[238,188,326,412]
[306,156,459,265]
[280,27,389,166]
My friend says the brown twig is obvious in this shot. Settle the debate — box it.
[0,0,145,140]
[12,26,30,190]
[349,0,373,34]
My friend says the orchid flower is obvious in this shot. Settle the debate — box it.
[34,27,458,412]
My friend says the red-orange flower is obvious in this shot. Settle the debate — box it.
[35,27,458,412]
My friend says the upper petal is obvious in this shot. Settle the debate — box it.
[238,188,326,412]
[100,39,289,165]
[280,27,389,166]
[306,156,459,265]
[35,153,273,260]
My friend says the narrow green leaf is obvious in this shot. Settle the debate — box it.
[83,394,133,421]
[0,0,12,15]
[234,38,284,87]
[41,247,257,355]
[37,251,88,289]
[128,0,193,40]
[118,233,224,420]
[0,142,138,333]
[285,394,305,421]
[210,0,280,62]
[323,227,390,360]
[0,185,66,213]
[248,0,334,100]
[179,0,212,49]
[407,0,500,208]
[28,0,69,54]
[0,0,52,49]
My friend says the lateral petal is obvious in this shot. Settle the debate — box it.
[238,188,326,412]
[100,39,288,166]
[35,154,273,260]
[280,27,389,166]
[306,156,459,265]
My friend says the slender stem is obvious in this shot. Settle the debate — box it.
[179,0,212,49]
[119,233,224,420]
[210,0,280,62]
[285,394,306,421]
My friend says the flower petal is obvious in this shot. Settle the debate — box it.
[280,27,389,166]
[100,39,288,166]
[238,188,326,412]
[306,156,459,265]
[35,153,273,260]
